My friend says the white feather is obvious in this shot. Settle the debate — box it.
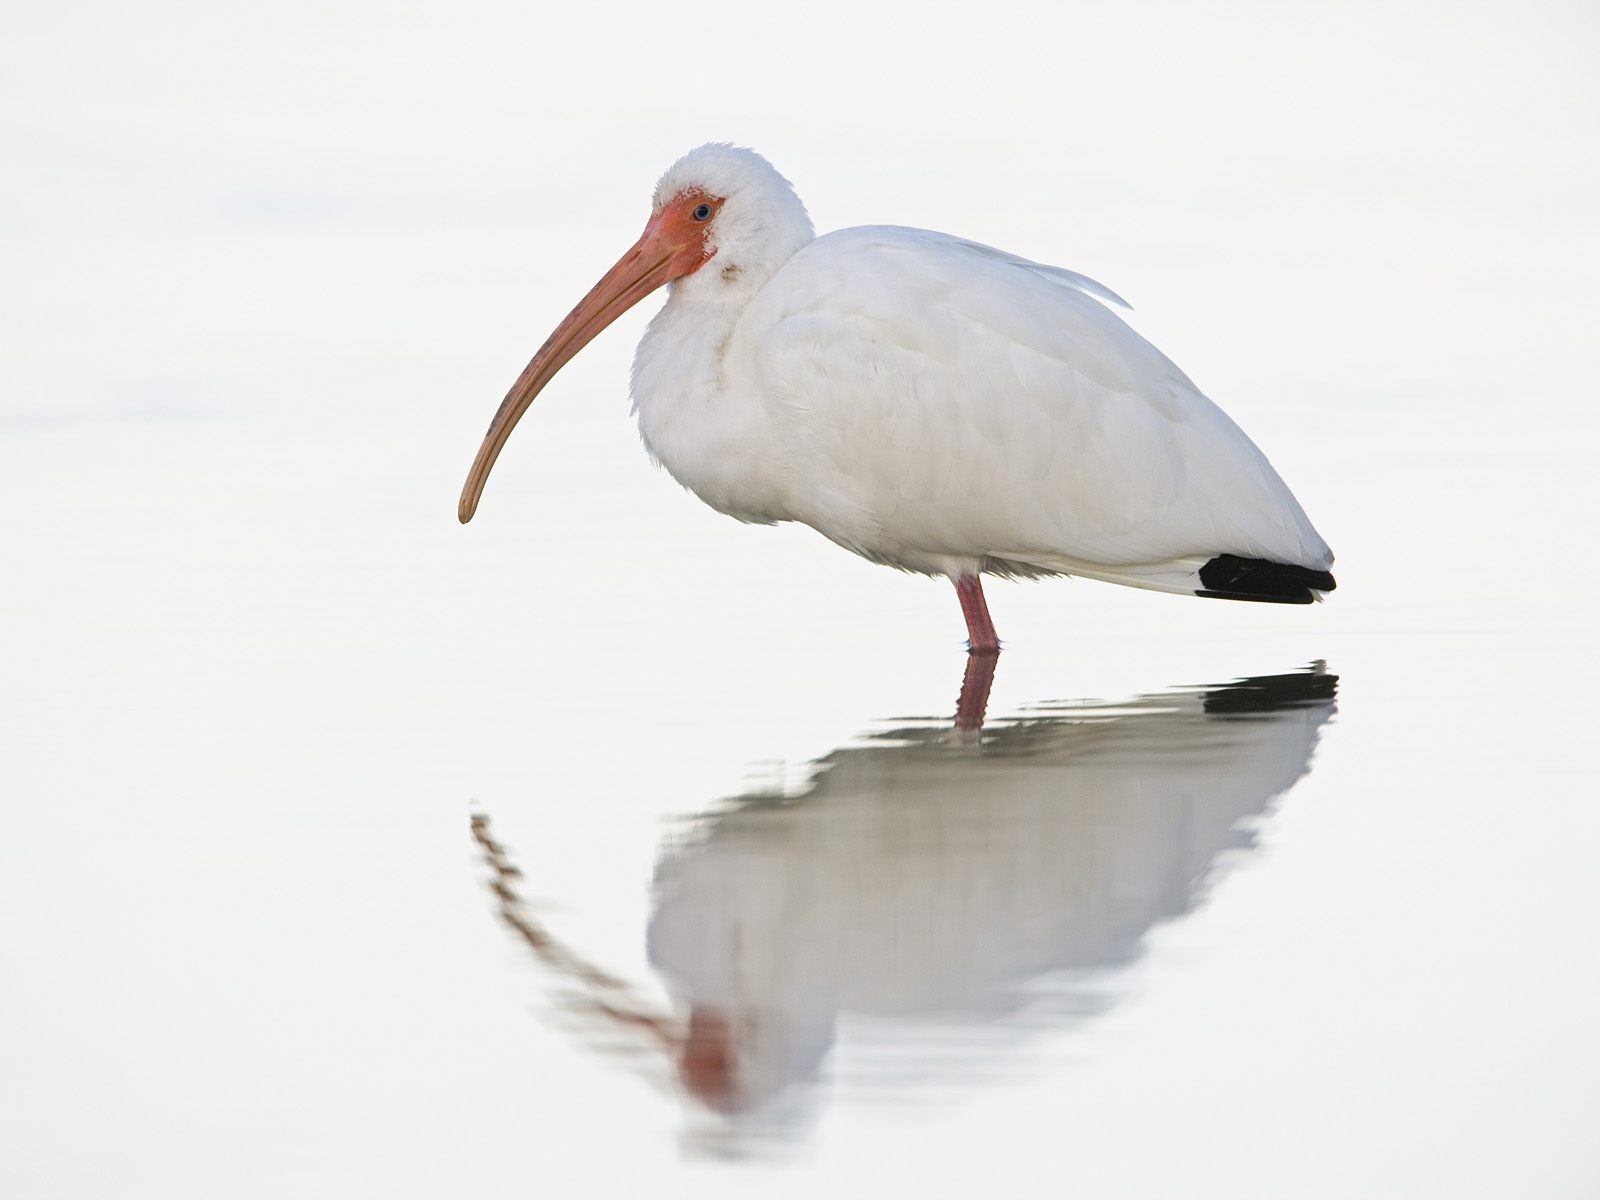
[632,145,1332,592]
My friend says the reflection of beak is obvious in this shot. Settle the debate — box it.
[458,216,701,524]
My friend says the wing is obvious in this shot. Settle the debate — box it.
[740,226,1332,575]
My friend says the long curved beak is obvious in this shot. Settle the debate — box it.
[458,219,691,523]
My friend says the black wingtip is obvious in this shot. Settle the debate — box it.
[1203,668,1339,714]
[1196,554,1336,605]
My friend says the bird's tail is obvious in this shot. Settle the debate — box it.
[1022,553,1336,605]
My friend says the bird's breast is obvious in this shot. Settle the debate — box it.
[631,301,797,526]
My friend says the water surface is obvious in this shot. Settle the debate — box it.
[4,2,1598,1195]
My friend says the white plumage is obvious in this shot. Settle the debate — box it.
[648,668,1338,1118]
[461,144,1336,644]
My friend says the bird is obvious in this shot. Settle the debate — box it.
[458,144,1335,652]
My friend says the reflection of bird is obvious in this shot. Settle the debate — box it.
[459,144,1335,650]
[646,667,1338,1123]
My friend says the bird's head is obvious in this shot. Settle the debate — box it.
[458,143,812,524]
[650,143,814,301]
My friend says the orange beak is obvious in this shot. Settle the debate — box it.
[458,208,711,523]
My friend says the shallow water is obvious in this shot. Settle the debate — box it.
[8,388,1598,1197]
[5,3,1600,1195]
[500,668,1340,1144]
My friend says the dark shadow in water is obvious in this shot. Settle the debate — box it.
[473,659,1338,1151]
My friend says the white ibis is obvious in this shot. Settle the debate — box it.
[459,144,1335,652]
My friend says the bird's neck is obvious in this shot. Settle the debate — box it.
[638,220,812,386]
[666,209,815,309]
[631,251,802,525]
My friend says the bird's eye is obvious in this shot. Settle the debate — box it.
[692,202,713,221]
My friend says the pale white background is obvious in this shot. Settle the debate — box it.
[4,1,1598,1196]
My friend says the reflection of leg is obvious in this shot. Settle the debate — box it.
[954,647,1000,733]
[953,574,1000,653]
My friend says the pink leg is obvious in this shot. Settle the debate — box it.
[953,574,1000,655]
[953,646,999,733]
